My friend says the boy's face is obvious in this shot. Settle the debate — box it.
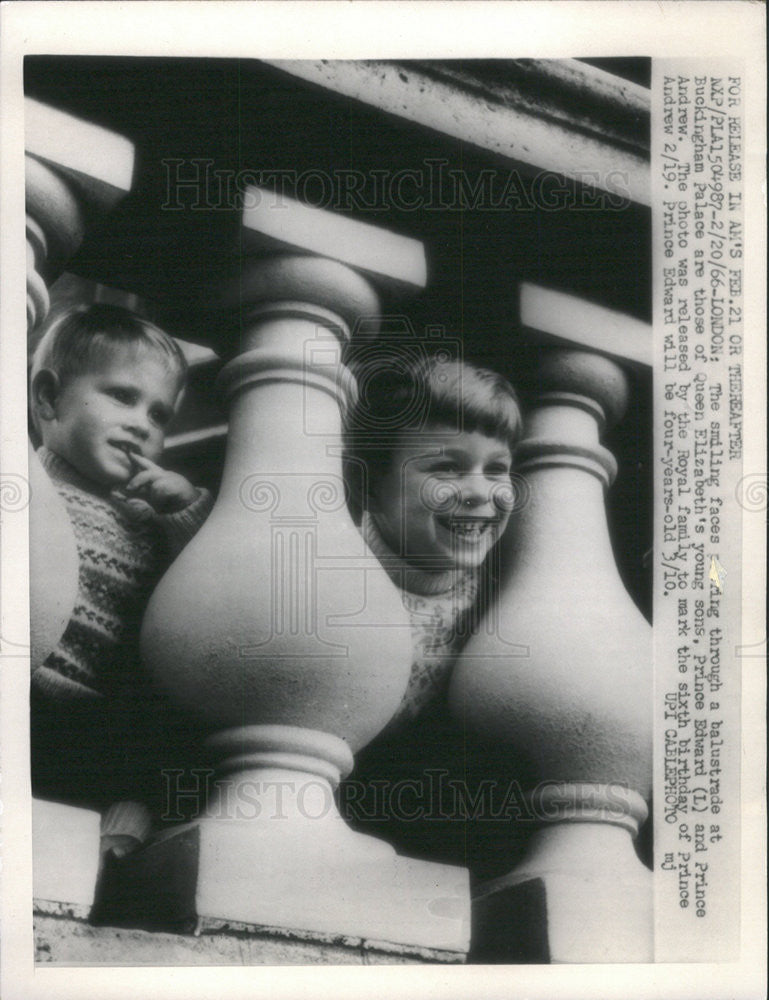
[41,346,181,488]
[372,425,514,572]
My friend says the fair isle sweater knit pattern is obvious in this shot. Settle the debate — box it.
[33,447,212,702]
[361,511,479,732]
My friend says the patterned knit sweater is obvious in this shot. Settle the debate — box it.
[33,447,213,704]
[360,511,480,734]
[32,448,213,842]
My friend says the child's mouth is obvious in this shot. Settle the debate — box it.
[111,441,141,461]
[439,517,496,541]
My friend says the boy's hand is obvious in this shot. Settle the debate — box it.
[114,453,198,514]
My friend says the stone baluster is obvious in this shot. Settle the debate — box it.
[25,99,135,913]
[450,289,652,963]
[122,200,470,957]
[26,97,135,668]
[25,97,135,333]
[25,97,134,669]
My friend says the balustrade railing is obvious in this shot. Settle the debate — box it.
[453,293,653,963]
[27,104,650,965]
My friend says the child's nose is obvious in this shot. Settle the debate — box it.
[460,475,494,510]
[125,410,151,439]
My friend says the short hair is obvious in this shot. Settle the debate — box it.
[31,302,188,390]
[344,351,522,520]
[29,303,188,440]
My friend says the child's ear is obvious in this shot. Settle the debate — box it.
[31,369,61,422]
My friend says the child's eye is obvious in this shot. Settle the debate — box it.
[430,461,460,475]
[149,406,172,427]
[106,386,136,405]
[486,463,511,477]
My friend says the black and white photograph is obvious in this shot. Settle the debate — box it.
[0,3,765,998]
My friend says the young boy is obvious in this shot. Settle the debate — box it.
[345,351,522,731]
[29,303,213,855]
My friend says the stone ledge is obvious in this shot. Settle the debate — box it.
[91,819,470,954]
[34,910,465,966]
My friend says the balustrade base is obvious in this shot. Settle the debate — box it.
[470,866,653,964]
[34,910,463,965]
[32,798,101,915]
[92,817,470,957]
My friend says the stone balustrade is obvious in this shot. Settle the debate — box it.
[26,102,651,964]
[452,289,653,963]
[26,100,136,916]
[25,97,134,333]
[104,202,470,957]
[26,99,135,671]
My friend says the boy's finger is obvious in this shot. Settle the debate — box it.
[127,452,161,471]
[125,470,158,492]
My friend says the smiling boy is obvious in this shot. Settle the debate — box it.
[29,303,212,853]
[346,353,522,729]
[371,427,515,576]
